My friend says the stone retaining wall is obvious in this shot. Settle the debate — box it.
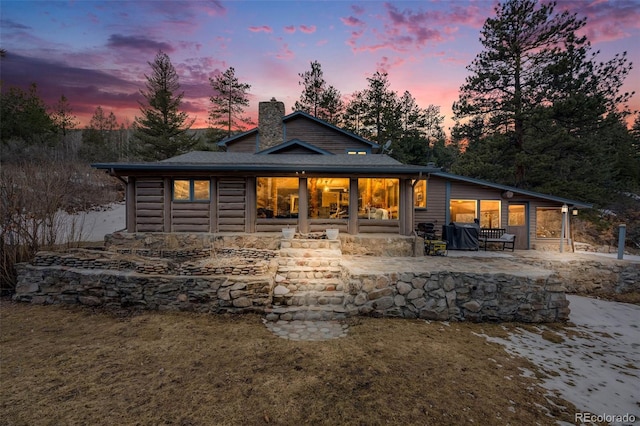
[14,264,273,313]
[515,256,640,295]
[343,270,568,322]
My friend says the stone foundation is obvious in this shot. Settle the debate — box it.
[14,265,273,313]
[343,269,568,322]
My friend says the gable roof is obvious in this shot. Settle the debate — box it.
[432,171,593,208]
[217,110,380,150]
[94,151,437,175]
[256,139,334,155]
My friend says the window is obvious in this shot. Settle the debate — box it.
[450,200,476,223]
[256,177,299,218]
[480,200,500,228]
[508,205,526,226]
[414,180,427,208]
[308,178,350,219]
[536,207,562,238]
[358,178,399,219]
[347,150,367,155]
[173,179,210,201]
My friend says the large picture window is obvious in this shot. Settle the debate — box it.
[256,177,299,218]
[308,178,350,219]
[173,179,210,202]
[536,207,562,238]
[358,178,399,219]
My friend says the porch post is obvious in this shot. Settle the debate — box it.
[209,177,218,233]
[298,177,309,234]
[349,178,358,235]
[126,177,136,232]
[163,178,171,232]
[246,177,256,233]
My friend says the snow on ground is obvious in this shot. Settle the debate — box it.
[57,202,126,243]
[481,295,639,423]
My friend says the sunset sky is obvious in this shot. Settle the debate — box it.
[1,0,639,134]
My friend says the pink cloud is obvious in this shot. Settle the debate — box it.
[284,25,296,33]
[299,25,316,34]
[248,25,272,33]
[351,5,365,15]
[556,0,640,43]
[341,16,364,27]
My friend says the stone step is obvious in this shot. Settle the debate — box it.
[272,290,346,307]
[281,239,342,251]
[264,305,349,321]
[279,248,342,258]
[277,268,342,281]
[276,257,342,268]
[275,279,344,293]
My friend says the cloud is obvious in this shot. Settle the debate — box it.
[340,16,364,27]
[107,34,173,53]
[284,25,296,34]
[248,25,273,33]
[556,0,640,43]
[344,2,491,55]
[0,18,31,30]
[299,25,316,34]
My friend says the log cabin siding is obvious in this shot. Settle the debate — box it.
[172,202,210,232]
[218,178,246,232]
[223,134,258,153]
[135,179,164,232]
[284,117,373,153]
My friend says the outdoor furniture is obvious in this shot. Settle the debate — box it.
[480,228,516,251]
[416,223,447,256]
[442,222,480,250]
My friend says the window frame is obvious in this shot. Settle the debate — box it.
[172,179,211,202]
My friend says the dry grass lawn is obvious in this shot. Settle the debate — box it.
[0,301,577,425]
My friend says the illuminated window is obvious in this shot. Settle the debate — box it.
[173,179,210,201]
[358,178,399,219]
[536,207,562,238]
[308,178,350,219]
[450,200,476,223]
[414,180,427,208]
[480,200,500,228]
[347,150,367,155]
[508,205,526,226]
[256,177,299,218]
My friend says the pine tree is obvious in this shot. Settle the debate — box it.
[131,51,197,161]
[294,60,344,124]
[81,106,120,161]
[453,0,633,191]
[209,67,252,139]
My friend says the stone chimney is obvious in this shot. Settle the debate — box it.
[258,98,285,152]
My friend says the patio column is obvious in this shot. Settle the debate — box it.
[126,177,136,232]
[349,178,358,234]
[298,177,309,234]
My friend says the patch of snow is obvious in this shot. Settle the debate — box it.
[57,202,126,243]
[479,295,640,423]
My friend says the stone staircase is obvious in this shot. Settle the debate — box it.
[265,238,349,321]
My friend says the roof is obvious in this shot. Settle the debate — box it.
[431,171,593,208]
[256,139,334,155]
[93,151,438,175]
[217,110,380,150]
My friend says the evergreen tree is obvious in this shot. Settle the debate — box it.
[80,106,120,161]
[0,83,53,146]
[131,51,197,161]
[452,0,633,196]
[294,60,344,125]
[209,67,252,138]
[50,95,78,138]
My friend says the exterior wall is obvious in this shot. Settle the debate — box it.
[283,116,374,154]
[223,134,258,153]
[135,179,164,232]
[217,178,246,233]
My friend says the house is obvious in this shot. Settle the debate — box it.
[93,98,591,251]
